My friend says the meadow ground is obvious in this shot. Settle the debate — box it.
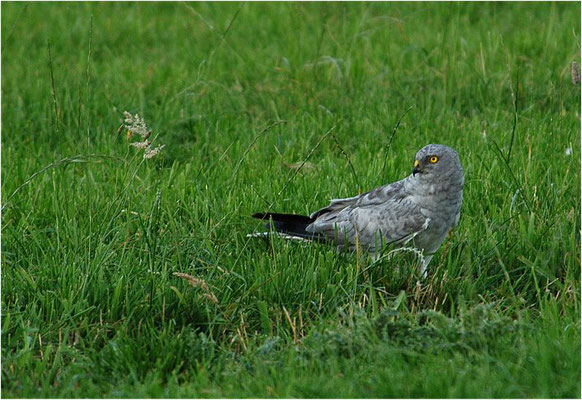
[1,2,580,398]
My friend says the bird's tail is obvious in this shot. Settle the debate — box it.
[248,212,324,241]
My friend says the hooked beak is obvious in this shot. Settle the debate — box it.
[412,159,421,176]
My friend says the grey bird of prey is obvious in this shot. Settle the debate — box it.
[250,144,464,274]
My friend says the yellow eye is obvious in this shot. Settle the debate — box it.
[429,156,439,163]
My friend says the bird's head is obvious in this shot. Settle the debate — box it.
[412,144,464,185]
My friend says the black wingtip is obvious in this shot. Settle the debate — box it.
[249,212,324,242]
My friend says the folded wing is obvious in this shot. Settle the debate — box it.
[306,179,429,250]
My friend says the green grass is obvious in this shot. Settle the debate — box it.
[1,2,580,398]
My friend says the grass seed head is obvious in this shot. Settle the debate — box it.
[572,61,580,85]
[130,141,151,149]
[144,144,165,159]
[122,111,165,158]
[173,272,219,304]
[202,292,219,304]
[123,111,150,139]
[173,272,209,291]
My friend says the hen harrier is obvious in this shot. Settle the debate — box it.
[250,144,464,274]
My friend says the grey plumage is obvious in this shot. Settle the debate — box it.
[251,144,464,274]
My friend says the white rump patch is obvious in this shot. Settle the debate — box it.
[246,232,312,242]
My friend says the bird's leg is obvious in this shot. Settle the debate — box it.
[418,254,432,279]
[354,233,361,273]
